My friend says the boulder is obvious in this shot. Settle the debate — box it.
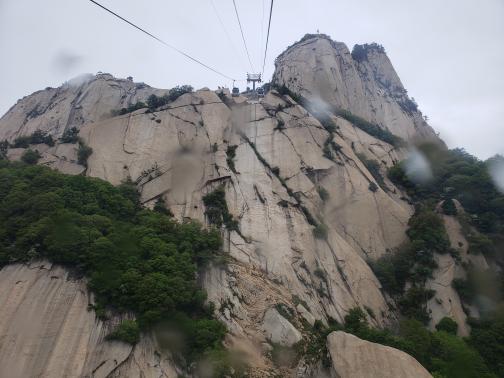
[326,331,432,378]
[262,308,302,347]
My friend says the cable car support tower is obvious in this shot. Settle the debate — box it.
[247,73,262,93]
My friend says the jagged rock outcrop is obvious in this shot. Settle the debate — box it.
[326,331,432,378]
[0,73,166,141]
[0,261,180,378]
[273,34,438,142]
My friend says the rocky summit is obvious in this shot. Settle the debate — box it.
[0,34,500,378]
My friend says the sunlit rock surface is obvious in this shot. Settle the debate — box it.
[0,261,179,378]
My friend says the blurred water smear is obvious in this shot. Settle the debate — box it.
[52,49,83,75]
[404,148,433,185]
[488,156,504,193]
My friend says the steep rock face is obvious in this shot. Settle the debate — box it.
[426,202,489,336]
[426,251,469,336]
[75,89,406,330]
[0,261,179,378]
[0,45,439,374]
[318,116,412,259]
[272,35,438,142]
[326,331,432,378]
[0,82,415,373]
[0,73,166,141]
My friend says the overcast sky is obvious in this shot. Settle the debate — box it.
[0,0,502,159]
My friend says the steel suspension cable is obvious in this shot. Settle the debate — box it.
[89,0,236,81]
[231,0,255,72]
[261,0,274,76]
[209,0,247,72]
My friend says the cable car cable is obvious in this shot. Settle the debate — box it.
[260,0,265,60]
[209,0,247,72]
[261,0,274,76]
[231,0,255,72]
[89,0,236,81]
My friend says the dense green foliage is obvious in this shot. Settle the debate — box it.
[203,186,239,232]
[274,84,302,104]
[147,85,193,110]
[371,207,450,288]
[351,43,385,62]
[406,207,450,255]
[398,286,435,324]
[430,331,496,378]
[112,85,193,116]
[313,223,328,240]
[467,232,494,256]
[452,276,476,303]
[377,145,504,326]
[21,149,41,165]
[442,198,458,215]
[0,141,8,160]
[12,130,54,148]
[153,197,173,216]
[226,145,238,174]
[317,186,329,202]
[322,135,341,161]
[468,313,504,377]
[303,307,495,377]
[388,145,504,304]
[115,101,147,115]
[106,319,140,344]
[77,141,93,167]
[345,308,495,377]
[398,97,419,114]
[357,153,386,189]
[318,115,338,133]
[60,127,80,144]
[384,144,504,377]
[389,145,504,235]
[371,206,450,322]
[0,128,92,168]
[436,317,458,334]
[369,246,413,295]
[388,162,416,192]
[368,182,378,192]
[0,162,225,363]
